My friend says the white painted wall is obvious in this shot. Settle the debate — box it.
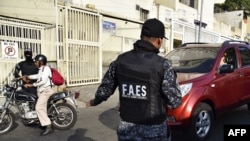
[214,0,225,4]
[0,0,247,50]
[72,0,155,21]
[213,18,231,36]
[214,10,244,27]
[0,0,218,39]
[197,0,215,30]
[176,3,197,25]
[155,0,177,9]
[214,10,244,39]
[0,0,56,24]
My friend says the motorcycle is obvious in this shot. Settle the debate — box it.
[0,78,79,134]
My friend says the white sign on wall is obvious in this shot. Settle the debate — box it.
[1,42,18,59]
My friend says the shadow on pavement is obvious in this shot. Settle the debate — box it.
[8,121,19,133]
[67,128,95,141]
[99,106,120,130]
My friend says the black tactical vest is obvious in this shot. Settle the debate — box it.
[116,49,166,125]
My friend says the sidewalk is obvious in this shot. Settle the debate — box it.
[70,83,100,108]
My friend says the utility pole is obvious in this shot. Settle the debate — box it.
[198,0,204,43]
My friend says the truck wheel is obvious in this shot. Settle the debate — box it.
[188,103,214,141]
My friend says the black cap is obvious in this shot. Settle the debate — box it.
[140,18,168,39]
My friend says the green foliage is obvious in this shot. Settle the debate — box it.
[214,0,250,19]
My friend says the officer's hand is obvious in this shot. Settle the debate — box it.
[17,76,23,80]
[22,75,31,83]
[85,99,94,108]
[24,84,33,88]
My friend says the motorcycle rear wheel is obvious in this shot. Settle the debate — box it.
[49,103,77,130]
[0,109,15,135]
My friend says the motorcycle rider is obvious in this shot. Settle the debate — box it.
[24,54,55,136]
[13,48,38,96]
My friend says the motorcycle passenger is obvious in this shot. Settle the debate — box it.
[13,48,38,96]
[24,54,55,136]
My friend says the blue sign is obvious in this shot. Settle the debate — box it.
[102,21,116,30]
[103,21,116,34]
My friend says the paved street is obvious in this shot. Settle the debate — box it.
[1,83,250,141]
[0,83,120,141]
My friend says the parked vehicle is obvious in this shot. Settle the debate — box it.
[0,78,79,134]
[165,40,250,141]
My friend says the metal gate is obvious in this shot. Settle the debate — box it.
[56,5,102,86]
[0,16,48,87]
[0,5,102,89]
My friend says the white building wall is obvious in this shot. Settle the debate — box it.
[0,0,56,24]
[1,0,246,64]
[175,3,197,26]
[214,10,244,27]
[213,18,231,36]
[246,17,250,41]
[155,0,177,9]
[198,0,214,30]
[72,0,155,21]
[214,0,225,4]
[214,10,244,40]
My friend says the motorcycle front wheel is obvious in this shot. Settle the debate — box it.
[49,103,77,130]
[0,109,15,135]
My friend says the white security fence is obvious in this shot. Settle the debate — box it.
[57,5,102,86]
[0,16,48,88]
[0,5,102,91]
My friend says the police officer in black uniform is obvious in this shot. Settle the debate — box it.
[86,18,182,141]
[13,48,38,96]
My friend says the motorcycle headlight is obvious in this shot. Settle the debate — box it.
[2,86,12,96]
[179,83,193,97]
[2,86,7,92]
